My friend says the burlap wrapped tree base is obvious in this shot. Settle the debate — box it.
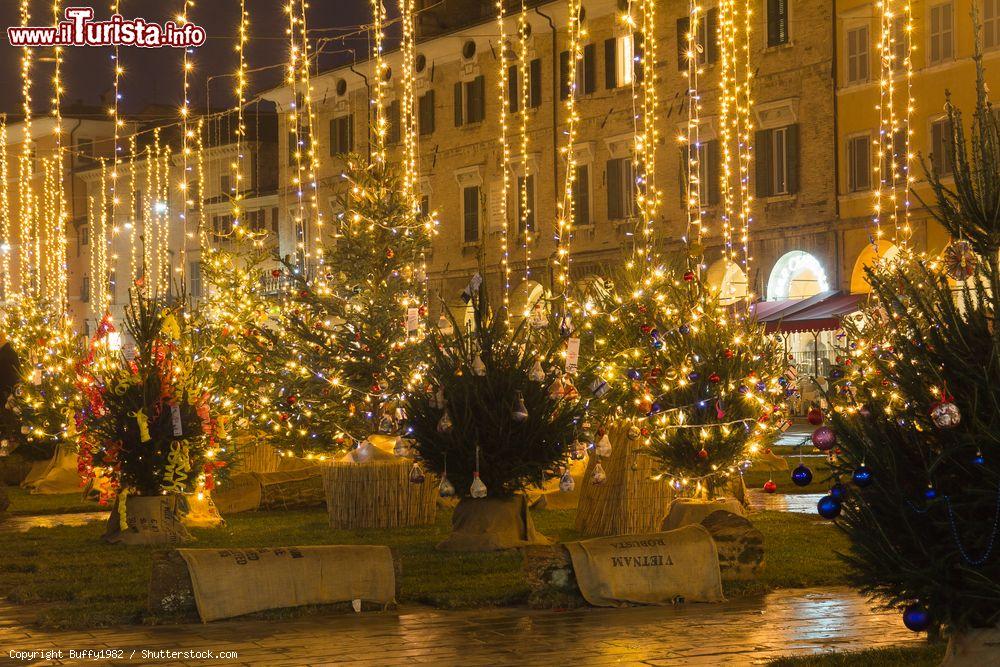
[942,627,1000,665]
[103,494,193,545]
[322,458,437,529]
[438,495,550,551]
[575,425,675,537]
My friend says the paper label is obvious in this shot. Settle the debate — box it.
[565,337,581,374]
[406,307,420,333]
[171,403,184,436]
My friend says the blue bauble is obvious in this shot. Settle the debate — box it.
[650,402,663,414]
[903,605,931,632]
[626,368,642,381]
[973,453,986,466]
[678,324,690,335]
[829,368,844,380]
[852,465,873,487]
[737,384,748,395]
[652,340,664,350]
[778,376,788,387]
[791,464,813,487]
[688,372,700,382]
[817,495,842,519]
[829,482,847,500]
[924,486,938,500]
[755,381,767,391]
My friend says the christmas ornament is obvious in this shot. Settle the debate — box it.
[470,472,488,498]
[471,354,486,376]
[430,387,447,409]
[973,451,986,466]
[595,432,612,457]
[511,392,529,422]
[791,464,813,487]
[559,468,575,492]
[811,426,836,451]
[708,373,721,384]
[902,605,931,632]
[626,368,642,381]
[829,482,847,500]
[589,378,610,398]
[627,426,641,440]
[591,462,607,485]
[807,407,824,426]
[438,475,456,498]
[437,411,453,433]
[696,448,709,460]
[929,400,961,429]
[678,324,691,336]
[393,436,410,457]
[852,465,873,487]
[529,360,546,383]
[763,479,777,493]
[924,486,938,500]
[817,494,842,519]
[408,462,426,484]
[943,239,978,281]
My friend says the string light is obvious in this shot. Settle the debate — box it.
[179,0,195,284]
[127,133,138,283]
[50,0,68,310]
[18,0,36,298]
[633,0,660,270]
[369,0,388,162]
[517,0,532,283]
[231,0,249,242]
[296,0,322,262]
[555,0,584,294]
[109,0,124,293]
[0,117,9,298]
[495,0,512,318]
[681,0,706,262]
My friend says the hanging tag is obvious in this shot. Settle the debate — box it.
[461,273,483,303]
[406,307,420,334]
[352,599,362,613]
[31,368,42,386]
[565,337,581,374]
[170,403,184,437]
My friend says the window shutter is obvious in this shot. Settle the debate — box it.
[529,59,542,107]
[607,158,622,219]
[347,114,354,151]
[786,123,800,194]
[679,145,688,201]
[508,64,519,113]
[706,140,721,205]
[387,100,401,144]
[634,32,645,83]
[454,81,464,126]
[420,91,435,135]
[559,51,571,99]
[706,9,720,64]
[677,18,690,70]
[605,38,617,89]
[755,129,773,197]
[329,118,338,155]
[471,75,486,122]
[574,165,591,226]
[584,43,597,94]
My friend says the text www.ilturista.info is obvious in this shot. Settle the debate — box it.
[8,7,206,48]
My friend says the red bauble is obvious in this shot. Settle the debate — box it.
[386,248,395,259]
[683,270,696,282]
[418,305,427,317]
[278,413,289,422]
[724,348,734,359]
[271,269,282,278]
[696,448,709,460]
[708,373,722,383]
[763,479,778,493]
[298,290,309,298]
[638,305,648,314]
[807,407,824,426]
[640,324,652,334]
[371,384,382,393]
[649,367,662,379]
[287,395,298,405]
[638,398,653,413]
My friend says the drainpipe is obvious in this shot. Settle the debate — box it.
[831,0,843,290]
[348,51,371,161]
[535,5,559,291]
[67,117,82,229]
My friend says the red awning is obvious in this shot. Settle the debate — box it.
[752,291,866,334]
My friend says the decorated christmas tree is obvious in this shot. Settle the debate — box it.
[75,290,230,502]
[0,296,84,461]
[823,52,1000,641]
[573,260,791,495]
[203,154,433,455]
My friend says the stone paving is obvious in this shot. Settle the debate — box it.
[0,587,923,667]
[747,492,825,515]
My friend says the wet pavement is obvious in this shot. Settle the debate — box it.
[748,492,826,515]
[0,587,922,666]
[0,511,108,533]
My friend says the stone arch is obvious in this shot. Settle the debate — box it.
[850,240,899,293]
[767,250,830,301]
[704,259,750,304]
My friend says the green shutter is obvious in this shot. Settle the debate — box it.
[472,75,486,122]
[634,32,645,84]
[755,129,773,197]
[707,140,721,205]
[607,158,622,219]
[329,119,338,155]
[529,59,542,107]
[786,123,800,194]
[508,64,519,114]
[559,51,570,99]
[706,9,720,64]
[605,38,617,89]
[584,43,597,94]
[454,81,464,126]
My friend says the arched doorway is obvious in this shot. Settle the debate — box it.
[850,241,899,294]
[510,280,548,327]
[767,250,829,301]
[705,259,749,305]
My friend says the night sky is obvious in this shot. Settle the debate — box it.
[0,0,381,117]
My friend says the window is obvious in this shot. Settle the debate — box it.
[605,34,635,89]
[677,9,719,69]
[846,25,869,84]
[329,114,353,154]
[882,129,908,185]
[220,173,231,196]
[987,0,1000,50]
[271,207,280,233]
[679,141,721,206]
[418,91,435,135]
[559,44,597,99]
[420,194,430,217]
[81,275,90,303]
[892,16,908,69]
[79,224,89,247]
[847,134,871,192]
[607,157,635,220]
[387,100,401,145]
[454,76,486,126]
[134,189,143,222]
[213,213,235,236]
[516,175,535,235]
[462,185,481,243]
[929,3,954,64]
[189,261,202,298]
[767,0,790,47]
[931,118,953,175]
[511,59,543,110]
[572,164,591,227]
[755,124,799,197]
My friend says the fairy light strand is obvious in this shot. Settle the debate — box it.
[555,0,583,294]
[634,0,660,270]
[18,0,36,297]
[681,1,706,263]
[495,0,512,317]
[51,0,68,310]
[0,117,10,299]
[178,0,195,285]
[517,0,532,282]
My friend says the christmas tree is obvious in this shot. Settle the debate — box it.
[0,296,84,461]
[823,51,1000,636]
[574,260,791,494]
[76,290,230,501]
[405,272,584,499]
[203,154,432,455]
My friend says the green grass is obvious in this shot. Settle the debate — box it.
[1,485,100,515]
[767,644,945,666]
[0,506,849,629]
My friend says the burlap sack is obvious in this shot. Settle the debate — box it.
[183,493,224,529]
[437,495,551,551]
[20,458,54,489]
[28,445,82,494]
[178,545,396,622]
[211,472,262,515]
[564,525,725,607]
[753,449,790,472]
[662,498,747,532]
[103,494,193,545]
[942,626,1000,665]
[531,458,587,511]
